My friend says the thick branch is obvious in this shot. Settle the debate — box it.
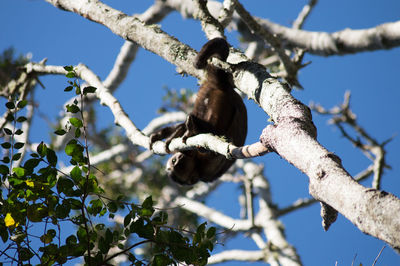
[258,19,400,56]
[259,107,400,251]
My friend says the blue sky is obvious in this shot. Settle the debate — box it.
[1,0,400,265]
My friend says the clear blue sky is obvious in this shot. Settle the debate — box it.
[1,0,400,265]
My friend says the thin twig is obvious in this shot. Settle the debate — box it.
[103,240,152,263]
[372,246,386,266]
[292,0,318,29]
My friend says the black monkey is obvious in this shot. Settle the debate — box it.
[150,38,247,185]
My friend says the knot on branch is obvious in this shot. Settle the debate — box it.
[320,202,338,231]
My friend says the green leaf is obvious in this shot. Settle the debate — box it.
[17,100,28,108]
[107,201,118,213]
[14,142,24,149]
[105,228,113,243]
[66,104,80,113]
[24,158,40,172]
[5,113,14,122]
[37,142,47,157]
[16,116,27,123]
[13,167,26,177]
[131,219,154,239]
[64,86,73,92]
[27,204,48,222]
[206,227,216,239]
[55,200,71,219]
[46,149,58,167]
[77,227,87,243]
[75,86,81,95]
[2,156,10,163]
[5,102,15,109]
[1,142,11,149]
[124,213,132,227]
[12,153,21,161]
[0,164,9,175]
[3,128,12,135]
[63,66,73,71]
[19,247,34,261]
[40,231,55,244]
[75,128,81,138]
[0,224,9,242]
[69,117,83,128]
[88,199,103,215]
[70,166,82,182]
[66,72,76,78]
[57,177,75,196]
[65,140,78,155]
[54,129,67,135]
[142,196,153,209]
[69,199,82,210]
[152,254,172,266]
[83,86,97,95]
[66,235,77,245]
[14,129,23,135]
[98,236,110,254]
[65,140,85,163]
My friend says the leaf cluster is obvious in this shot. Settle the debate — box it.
[0,69,217,265]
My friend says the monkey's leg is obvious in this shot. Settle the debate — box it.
[182,115,215,143]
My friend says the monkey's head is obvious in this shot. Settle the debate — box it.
[166,152,199,185]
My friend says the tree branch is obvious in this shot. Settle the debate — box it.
[208,249,265,264]
[292,0,318,30]
[258,18,400,56]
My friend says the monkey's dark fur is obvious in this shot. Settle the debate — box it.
[150,38,247,185]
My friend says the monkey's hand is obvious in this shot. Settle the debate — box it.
[149,123,186,153]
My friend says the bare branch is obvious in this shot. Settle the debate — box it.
[235,1,302,87]
[174,195,253,231]
[193,0,225,39]
[258,18,400,56]
[142,111,186,135]
[372,246,386,266]
[311,91,392,189]
[218,0,236,28]
[208,249,265,264]
[277,197,316,217]
[292,0,318,30]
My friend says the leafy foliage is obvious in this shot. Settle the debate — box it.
[0,67,216,265]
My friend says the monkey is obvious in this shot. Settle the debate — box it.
[150,38,247,185]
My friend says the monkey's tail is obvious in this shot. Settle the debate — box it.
[194,38,229,69]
